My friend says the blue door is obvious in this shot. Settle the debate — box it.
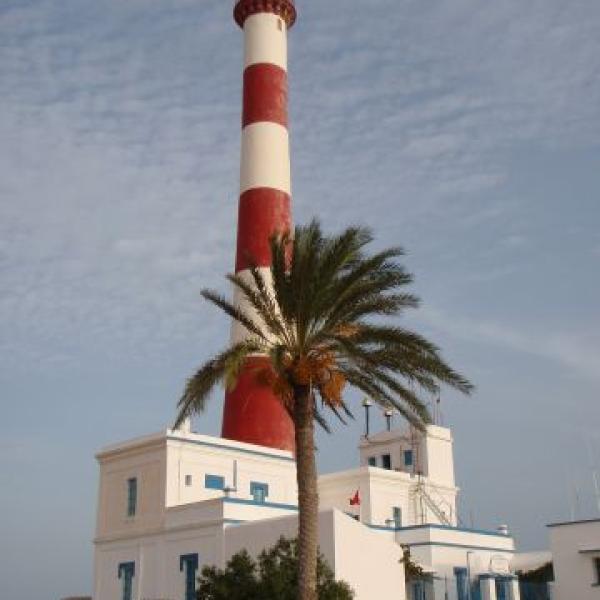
[454,568,468,600]
[411,580,425,600]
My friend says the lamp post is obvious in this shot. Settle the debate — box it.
[384,408,393,431]
[466,551,474,600]
[362,397,372,438]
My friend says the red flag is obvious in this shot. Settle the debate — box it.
[349,490,360,506]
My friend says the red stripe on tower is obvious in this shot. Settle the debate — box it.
[221,0,297,452]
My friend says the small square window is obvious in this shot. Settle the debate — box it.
[368,456,377,467]
[185,474,192,487]
[381,454,392,470]
[250,482,269,503]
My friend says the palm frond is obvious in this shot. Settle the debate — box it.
[200,289,268,343]
[340,366,429,430]
[226,272,290,344]
[174,341,261,428]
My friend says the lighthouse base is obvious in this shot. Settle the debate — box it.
[221,356,296,453]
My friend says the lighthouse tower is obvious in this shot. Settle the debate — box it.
[221,0,297,452]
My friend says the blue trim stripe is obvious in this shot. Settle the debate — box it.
[406,541,513,552]
[366,522,510,538]
[223,497,298,511]
[387,522,510,538]
[167,435,295,463]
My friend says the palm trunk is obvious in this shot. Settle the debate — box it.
[293,385,319,600]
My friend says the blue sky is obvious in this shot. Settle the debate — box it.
[1,0,599,598]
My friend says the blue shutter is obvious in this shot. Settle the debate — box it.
[412,580,425,600]
[204,474,225,490]
[454,568,468,600]
[127,478,137,517]
[404,450,413,466]
[180,554,199,600]
[118,562,135,600]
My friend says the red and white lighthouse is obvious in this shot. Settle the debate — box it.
[221,0,297,452]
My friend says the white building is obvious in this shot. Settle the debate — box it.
[93,424,522,600]
[548,518,600,600]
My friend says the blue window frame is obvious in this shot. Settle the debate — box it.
[381,454,392,470]
[180,553,199,600]
[204,474,225,490]
[411,580,425,600]
[454,567,468,600]
[393,506,402,528]
[404,450,413,467]
[368,456,377,467]
[118,561,135,600]
[126,478,137,517]
[250,481,269,503]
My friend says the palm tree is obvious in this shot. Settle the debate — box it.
[174,220,473,600]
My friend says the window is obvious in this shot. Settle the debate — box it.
[381,454,392,470]
[404,450,413,467]
[454,567,468,600]
[368,456,377,467]
[496,577,510,600]
[118,561,135,600]
[126,478,137,517]
[393,506,402,528]
[205,474,225,490]
[185,474,192,487]
[180,553,199,600]
[595,558,600,585]
[250,482,269,503]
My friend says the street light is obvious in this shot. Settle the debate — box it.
[466,551,475,600]
[362,397,372,438]
[384,408,394,431]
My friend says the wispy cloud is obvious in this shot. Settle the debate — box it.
[1,4,599,593]
[420,306,600,382]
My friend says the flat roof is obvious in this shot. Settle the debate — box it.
[547,518,600,528]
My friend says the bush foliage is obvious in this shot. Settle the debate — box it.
[196,537,354,600]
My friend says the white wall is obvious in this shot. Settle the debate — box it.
[223,508,406,600]
[420,425,456,488]
[95,435,167,539]
[94,522,224,600]
[549,519,600,600]
[165,431,297,508]
[318,464,458,528]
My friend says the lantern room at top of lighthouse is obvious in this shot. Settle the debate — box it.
[234,0,297,29]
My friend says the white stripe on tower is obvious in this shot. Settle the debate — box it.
[222,0,297,451]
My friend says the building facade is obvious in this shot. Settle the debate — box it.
[93,425,522,600]
[548,518,600,600]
